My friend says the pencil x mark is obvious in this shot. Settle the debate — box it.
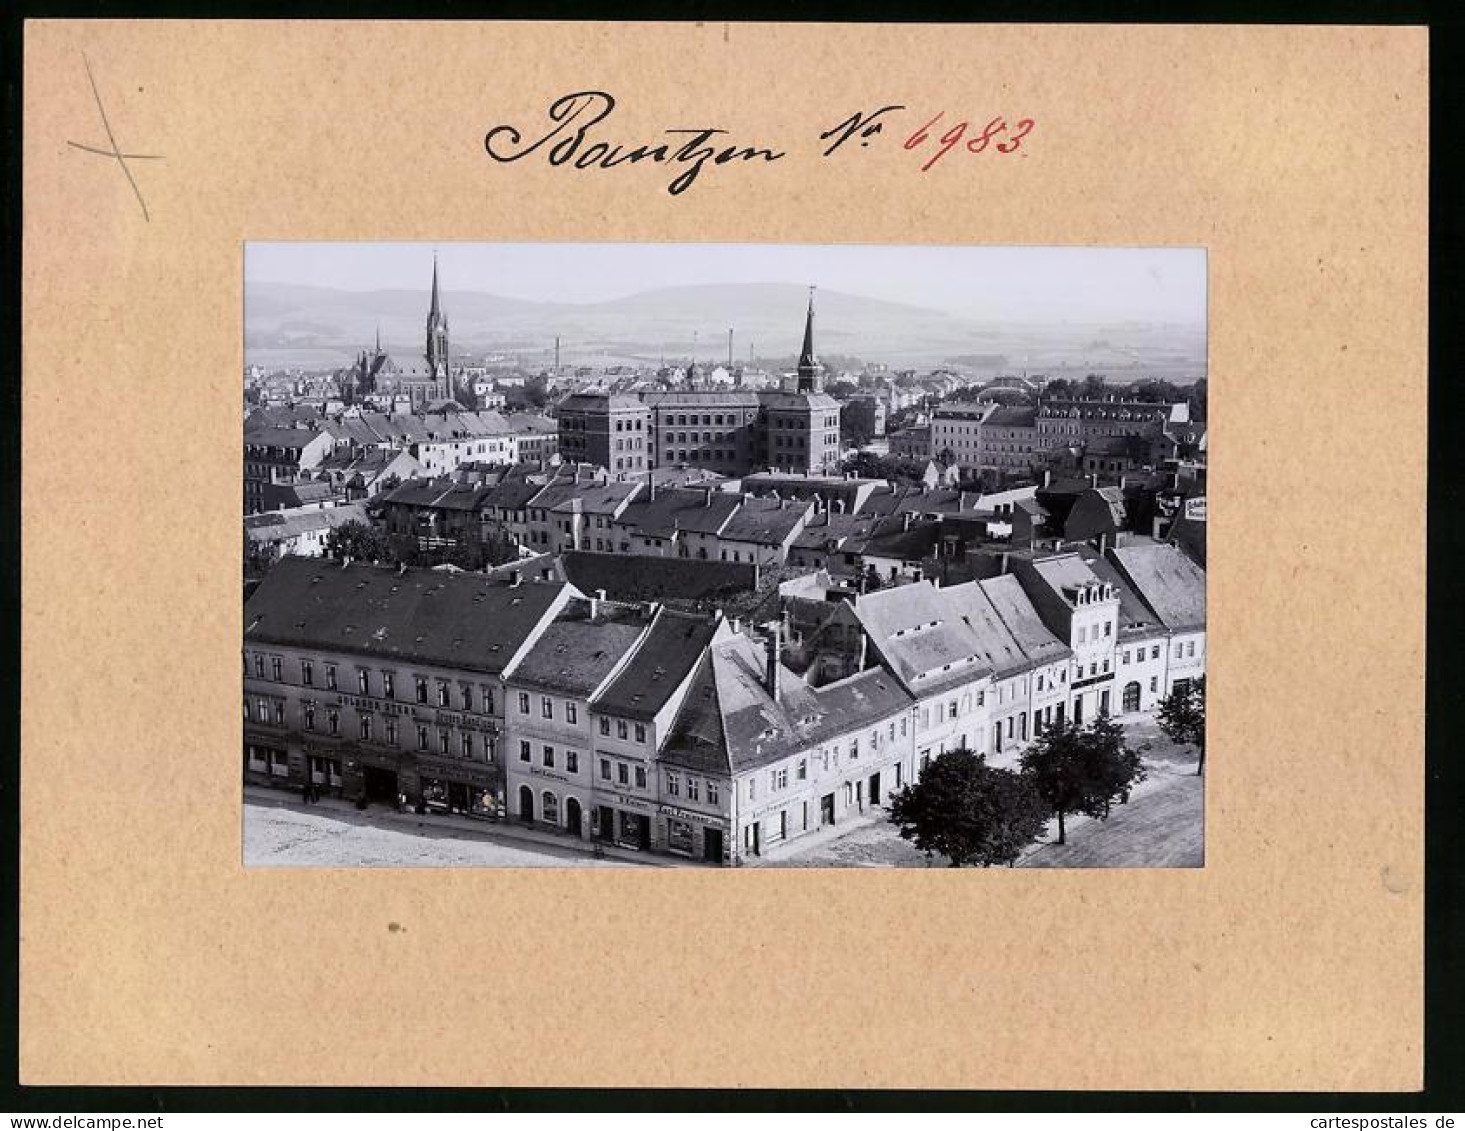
[66,53,162,222]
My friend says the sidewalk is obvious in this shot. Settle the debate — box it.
[243,784,679,868]
[747,803,894,866]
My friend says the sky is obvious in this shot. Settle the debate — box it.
[245,242,1206,325]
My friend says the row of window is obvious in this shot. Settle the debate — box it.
[247,654,496,714]
[247,699,488,759]
[519,740,580,773]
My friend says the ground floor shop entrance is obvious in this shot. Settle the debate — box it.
[566,797,583,837]
[363,765,399,803]
[821,792,835,826]
[703,827,723,863]
[868,771,881,807]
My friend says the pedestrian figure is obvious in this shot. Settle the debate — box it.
[301,781,311,805]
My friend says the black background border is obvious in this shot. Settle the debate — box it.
[0,1,1458,1112]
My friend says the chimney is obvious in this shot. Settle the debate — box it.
[903,512,912,532]
[1000,552,1011,575]
[1099,532,1109,555]
[704,486,714,507]
[1090,472,1099,488]
[835,498,846,515]
[857,632,868,671]
[1043,468,1052,488]
[508,568,522,587]
[764,623,782,703]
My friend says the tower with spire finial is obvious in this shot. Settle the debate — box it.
[795,286,822,393]
[425,253,451,401]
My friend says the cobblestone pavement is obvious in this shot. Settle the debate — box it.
[243,794,653,868]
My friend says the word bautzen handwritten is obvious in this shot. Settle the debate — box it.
[484,91,785,196]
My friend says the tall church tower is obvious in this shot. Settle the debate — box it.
[795,286,823,393]
[425,254,451,401]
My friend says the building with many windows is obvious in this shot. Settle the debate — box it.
[242,558,573,813]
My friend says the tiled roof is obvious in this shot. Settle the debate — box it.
[615,488,742,538]
[977,573,1073,665]
[559,551,756,604]
[244,503,370,545]
[510,599,651,695]
[595,608,723,720]
[243,557,568,675]
[720,498,809,545]
[1107,542,1206,631]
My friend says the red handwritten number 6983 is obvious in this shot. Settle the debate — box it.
[903,112,1035,171]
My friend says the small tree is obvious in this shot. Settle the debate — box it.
[322,519,392,565]
[887,747,1049,867]
[1155,676,1206,776]
[1020,716,1148,844]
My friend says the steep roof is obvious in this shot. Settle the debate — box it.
[510,599,651,696]
[851,581,991,696]
[942,581,1031,679]
[1106,542,1207,631]
[243,557,567,675]
[595,608,723,720]
[977,573,1073,666]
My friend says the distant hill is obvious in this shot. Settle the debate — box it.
[244,279,1206,375]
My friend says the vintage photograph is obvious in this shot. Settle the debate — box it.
[242,242,1208,869]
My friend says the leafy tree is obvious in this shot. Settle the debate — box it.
[322,519,393,564]
[888,747,1049,867]
[1019,715,1147,843]
[1155,676,1206,776]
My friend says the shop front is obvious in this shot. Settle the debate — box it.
[656,803,729,864]
[416,752,502,819]
[593,794,654,850]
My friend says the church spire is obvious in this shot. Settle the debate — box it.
[429,252,442,322]
[374,324,381,355]
[796,286,821,392]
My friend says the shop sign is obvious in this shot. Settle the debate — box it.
[434,710,498,734]
[658,803,721,825]
[1183,496,1207,522]
[530,765,571,784]
[335,693,411,717]
[611,792,652,812]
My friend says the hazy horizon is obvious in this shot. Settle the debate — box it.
[246,243,1207,327]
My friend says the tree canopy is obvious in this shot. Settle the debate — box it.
[888,747,1050,867]
[1155,676,1207,776]
[1019,715,1148,843]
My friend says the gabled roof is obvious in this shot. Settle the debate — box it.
[595,608,723,720]
[851,581,992,696]
[559,551,756,606]
[244,503,371,545]
[243,557,567,675]
[1106,542,1207,631]
[1082,553,1165,638]
[615,488,742,539]
[720,497,810,545]
[510,599,651,696]
[977,573,1073,665]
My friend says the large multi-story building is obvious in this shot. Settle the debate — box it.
[931,403,995,470]
[555,294,843,478]
[555,392,651,474]
[243,558,573,812]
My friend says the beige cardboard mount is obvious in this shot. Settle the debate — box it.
[21,21,1426,1089]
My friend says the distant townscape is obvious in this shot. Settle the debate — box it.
[243,253,1208,869]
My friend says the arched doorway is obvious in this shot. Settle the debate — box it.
[1123,681,1141,714]
[565,797,583,837]
[541,790,559,826]
[518,784,534,823]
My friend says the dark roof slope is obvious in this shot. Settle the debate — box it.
[560,551,756,604]
[511,599,650,695]
[595,609,722,720]
[243,557,566,675]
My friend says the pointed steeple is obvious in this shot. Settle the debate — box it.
[796,286,821,392]
[429,253,442,321]
[374,325,381,355]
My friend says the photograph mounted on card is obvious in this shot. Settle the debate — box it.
[21,21,1424,1090]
